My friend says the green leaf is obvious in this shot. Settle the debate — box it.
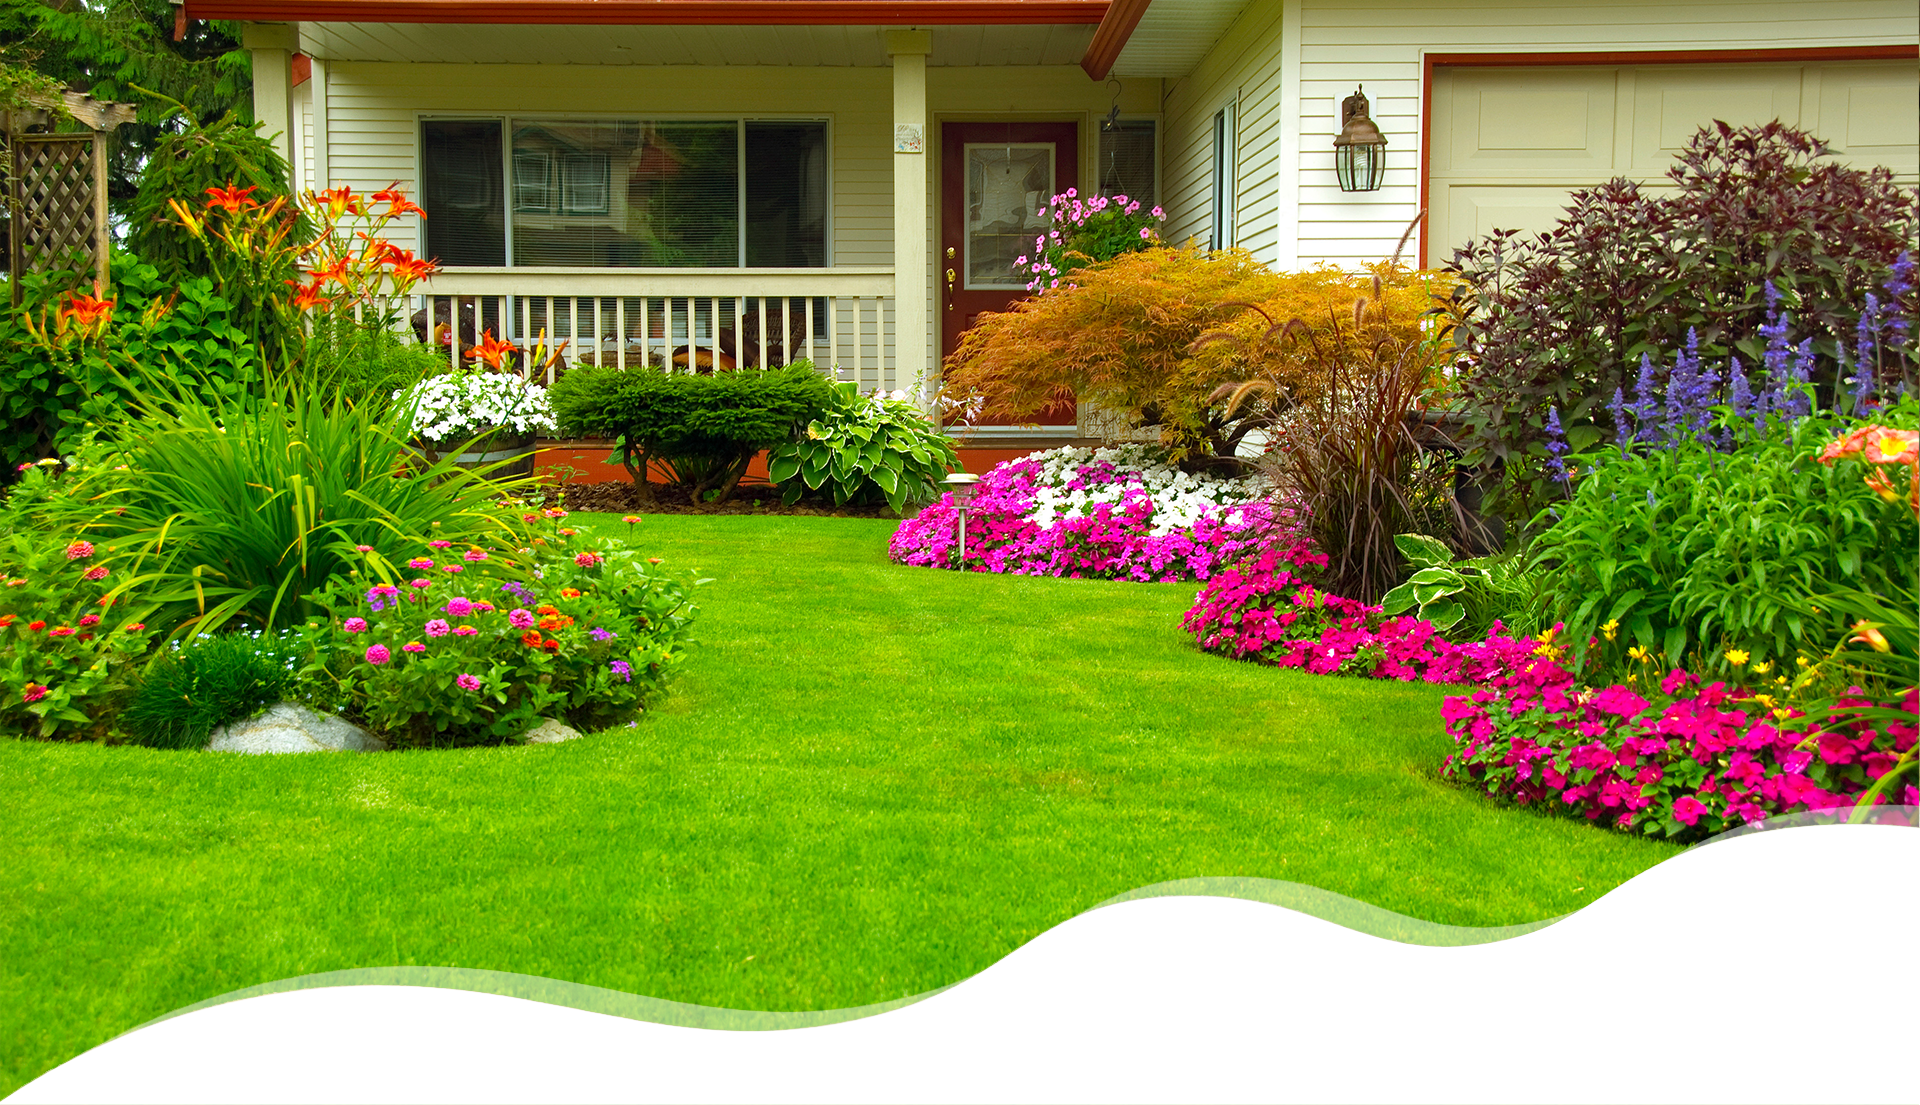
[767,451,802,484]
[1391,533,1452,567]
[1421,600,1465,630]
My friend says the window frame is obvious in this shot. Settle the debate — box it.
[1095,115,1161,211]
[416,111,835,268]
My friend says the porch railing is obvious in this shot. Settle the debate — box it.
[410,267,900,391]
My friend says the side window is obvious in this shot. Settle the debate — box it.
[1098,118,1156,208]
[1210,104,1235,250]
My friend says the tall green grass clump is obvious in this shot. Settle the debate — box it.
[121,632,301,749]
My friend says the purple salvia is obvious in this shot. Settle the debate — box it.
[1607,386,1633,448]
[1544,406,1570,482]
[1728,355,1752,419]
[1632,354,1662,444]
[1782,338,1815,419]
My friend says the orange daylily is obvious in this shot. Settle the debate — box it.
[467,329,518,371]
[312,186,364,219]
[372,186,427,218]
[378,243,439,282]
[203,184,261,213]
[286,277,333,311]
[1849,620,1892,654]
[57,291,115,327]
[1867,428,1919,467]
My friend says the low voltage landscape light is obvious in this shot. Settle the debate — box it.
[941,472,981,569]
[1333,85,1388,193]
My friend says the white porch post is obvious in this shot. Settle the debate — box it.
[886,29,932,406]
[243,22,297,179]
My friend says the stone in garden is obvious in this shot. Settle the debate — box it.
[205,703,387,754]
[524,718,583,744]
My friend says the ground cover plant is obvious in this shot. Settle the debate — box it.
[0,513,1682,1097]
[889,444,1291,580]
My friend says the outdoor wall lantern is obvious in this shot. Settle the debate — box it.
[1333,85,1388,193]
[941,473,982,569]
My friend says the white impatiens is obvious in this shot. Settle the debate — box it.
[393,372,558,444]
[1022,444,1267,537]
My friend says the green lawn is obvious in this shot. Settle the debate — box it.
[0,514,1680,1094]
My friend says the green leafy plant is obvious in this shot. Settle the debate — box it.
[1377,533,1539,640]
[1527,405,1915,682]
[766,380,958,514]
[120,630,300,750]
[0,478,159,741]
[38,375,537,637]
[549,360,832,504]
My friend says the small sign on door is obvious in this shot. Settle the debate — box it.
[894,124,924,153]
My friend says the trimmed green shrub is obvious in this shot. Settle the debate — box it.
[122,631,300,750]
[766,380,958,514]
[549,361,832,504]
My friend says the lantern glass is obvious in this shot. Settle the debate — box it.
[1335,142,1385,192]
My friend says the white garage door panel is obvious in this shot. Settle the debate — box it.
[1436,67,1618,176]
[1629,66,1805,173]
[1428,59,1919,264]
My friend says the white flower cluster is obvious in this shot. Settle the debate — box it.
[1022,445,1267,536]
[394,372,558,443]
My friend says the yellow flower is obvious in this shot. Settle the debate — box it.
[1627,645,1650,662]
[1749,660,1772,674]
[1849,621,1891,654]
[1600,618,1620,642]
[1796,656,1811,667]
[1724,648,1750,665]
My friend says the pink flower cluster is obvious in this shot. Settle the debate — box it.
[1016,189,1165,292]
[889,455,1286,583]
[1185,558,1919,838]
[1443,671,1918,840]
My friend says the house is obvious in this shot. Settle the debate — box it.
[191,0,1917,450]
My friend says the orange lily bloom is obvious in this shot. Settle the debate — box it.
[313,186,364,219]
[1849,620,1892,654]
[1867,428,1918,467]
[467,329,518,371]
[373,186,427,218]
[57,292,115,327]
[286,277,333,311]
[203,184,261,213]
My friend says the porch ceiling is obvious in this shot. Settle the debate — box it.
[295,21,1096,65]
[1107,0,1249,77]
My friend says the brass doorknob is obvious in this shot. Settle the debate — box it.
[945,246,956,260]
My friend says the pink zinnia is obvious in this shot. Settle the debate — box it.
[81,566,108,581]
[425,619,450,637]
[453,625,477,636]
[464,549,487,562]
[428,540,452,549]
[365,644,391,665]
[355,544,374,553]
[65,541,94,560]
[508,608,536,629]
[402,641,426,653]
[575,551,603,567]
[22,682,47,703]
[445,597,474,616]
[343,617,369,633]
[409,578,432,589]
[77,615,99,628]
[456,673,481,692]
[408,557,434,570]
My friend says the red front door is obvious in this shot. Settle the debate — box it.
[940,120,1079,426]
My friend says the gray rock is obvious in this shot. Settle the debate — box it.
[205,703,387,754]
[523,717,584,744]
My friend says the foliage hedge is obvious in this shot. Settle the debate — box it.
[549,362,832,504]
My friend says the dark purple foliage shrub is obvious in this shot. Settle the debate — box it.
[1440,120,1919,522]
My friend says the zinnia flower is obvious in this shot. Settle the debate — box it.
[574,551,603,568]
[408,558,434,570]
[560,588,581,599]
[410,578,432,589]
[22,683,47,703]
[453,625,477,636]
[456,673,482,692]
[509,608,536,629]
[77,615,99,628]
[65,541,94,560]
[81,566,108,582]
[27,620,45,632]
[50,626,73,637]
[355,544,375,553]
[428,540,453,549]
[343,617,369,632]
[445,597,474,616]
[464,549,487,562]
[402,641,426,653]
[520,630,544,648]
[425,619,450,637]
[365,644,391,665]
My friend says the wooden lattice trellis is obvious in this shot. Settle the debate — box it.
[2,92,137,303]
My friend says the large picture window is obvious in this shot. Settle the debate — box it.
[420,117,828,268]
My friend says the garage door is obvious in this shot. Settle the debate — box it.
[1426,60,1920,264]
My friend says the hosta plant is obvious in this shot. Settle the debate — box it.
[766,381,959,514]
[1377,533,1540,641]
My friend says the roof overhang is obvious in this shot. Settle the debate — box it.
[189,0,1106,24]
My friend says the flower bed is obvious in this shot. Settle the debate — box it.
[1185,553,1917,839]
[887,445,1293,582]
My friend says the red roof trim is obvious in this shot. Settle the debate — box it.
[1078,0,1147,79]
[189,0,1107,25]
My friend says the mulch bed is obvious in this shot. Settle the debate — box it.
[552,480,909,519]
